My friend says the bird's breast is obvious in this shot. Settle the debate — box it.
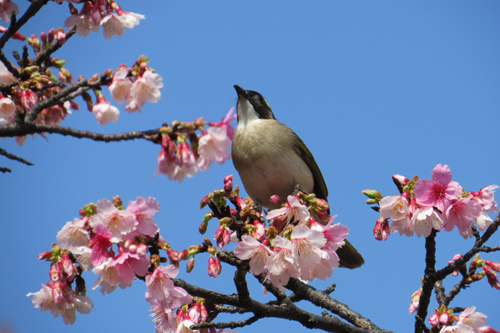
[232,120,314,209]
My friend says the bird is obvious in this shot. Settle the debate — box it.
[231,85,364,269]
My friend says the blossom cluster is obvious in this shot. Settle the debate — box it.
[428,306,497,333]
[365,164,498,240]
[28,196,182,324]
[95,57,164,125]
[156,108,236,182]
[64,0,144,39]
[202,177,349,291]
[0,0,154,144]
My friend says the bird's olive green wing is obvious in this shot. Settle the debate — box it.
[293,133,329,201]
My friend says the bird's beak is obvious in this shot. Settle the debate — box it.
[234,85,248,99]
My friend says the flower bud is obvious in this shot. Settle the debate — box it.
[187,257,195,273]
[270,194,281,205]
[199,221,208,234]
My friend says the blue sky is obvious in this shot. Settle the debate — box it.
[1,1,500,332]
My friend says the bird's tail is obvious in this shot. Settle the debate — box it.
[337,239,365,269]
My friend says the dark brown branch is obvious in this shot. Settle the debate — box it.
[0,147,34,165]
[415,229,437,333]
[0,166,11,173]
[0,122,159,142]
[414,214,500,333]
[285,278,381,330]
[0,0,49,50]
[25,78,107,122]
[479,245,500,253]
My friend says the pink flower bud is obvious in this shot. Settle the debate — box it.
[373,216,390,241]
[187,257,195,273]
[429,312,439,327]
[439,312,450,325]
[485,260,500,272]
[270,195,281,205]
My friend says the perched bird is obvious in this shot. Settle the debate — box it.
[231,85,364,269]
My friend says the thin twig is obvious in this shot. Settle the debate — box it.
[0,147,34,165]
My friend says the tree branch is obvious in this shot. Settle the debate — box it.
[0,0,49,50]
[0,122,160,142]
[0,147,34,165]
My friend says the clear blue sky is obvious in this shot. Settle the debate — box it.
[1,1,499,332]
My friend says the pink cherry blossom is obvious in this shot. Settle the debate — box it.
[208,107,237,140]
[145,265,178,302]
[471,185,499,213]
[443,196,482,238]
[290,225,328,281]
[411,206,444,238]
[197,126,232,171]
[89,199,138,242]
[0,95,16,123]
[389,214,414,237]
[447,306,488,333]
[149,299,177,333]
[409,289,421,314]
[266,236,298,289]
[266,195,311,225]
[379,195,410,221]
[56,218,90,253]
[88,224,112,266]
[156,135,177,178]
[175,320,199,333]
[37,105,69,126]
[27,282,93,325]
[92,257,125,294]
[113,246,151,285]
[64,2,101,37]
[109,66,132,104]
[172,142,198,182]
[126,70,163,112]
[0,0,19,23]
[234,234,272,275]
[92,100,120,125]
[0,62,14,85]
[125,197,160,238]
[414,164,462,212]
[476,212,493,231]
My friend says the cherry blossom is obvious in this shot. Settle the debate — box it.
[197,126,232,171]
[172,142,198,182]
[109,66,132,104]
[124,196,160,238]
[234,234,272,275]
[0,95,15,123]
[149,299,177,333]
[145,265,179,302]
[443,196,482,238]
[266,195,311,226]
[411,206,444,238]
[27,282,93,325]
[0,0,19,23]
[126,70,163,112]
[89,198,138,242]
[440,306,488,333]
[92,99,120,125]
[56,218,90,253]
[414,164,463,212]
[266,236,298,289]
